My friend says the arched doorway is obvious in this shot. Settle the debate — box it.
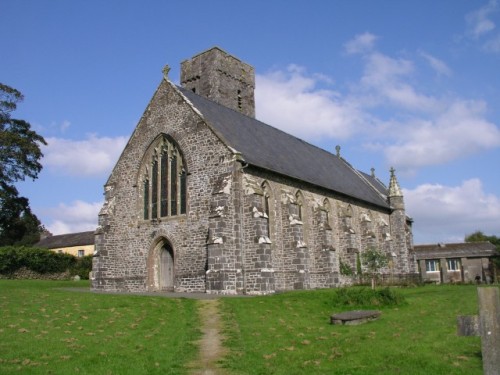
[159,243,174,291]
[147,238,175,292]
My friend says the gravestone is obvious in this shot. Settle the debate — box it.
[457,287,500,375]
[330,310,381,325]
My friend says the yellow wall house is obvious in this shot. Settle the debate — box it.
[36,231,95,258]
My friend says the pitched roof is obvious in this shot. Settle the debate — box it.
[358,171,388,199]
[36,231,95,249]
[178,86,390,210]
[414,242,497,259]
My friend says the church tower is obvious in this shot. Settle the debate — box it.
[180,47,255,118]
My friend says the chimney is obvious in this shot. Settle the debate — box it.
[180,47,255,118]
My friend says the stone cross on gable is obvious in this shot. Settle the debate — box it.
[457,288,500,375]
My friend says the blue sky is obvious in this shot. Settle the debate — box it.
[3,0,500,244]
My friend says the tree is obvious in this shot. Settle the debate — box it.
[0,184,43,246]
[0,83,47,245]
[361,247,388,289]
[465,231,500,248]
[465,231,500,272]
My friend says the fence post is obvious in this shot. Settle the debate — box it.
[478,288,500,375]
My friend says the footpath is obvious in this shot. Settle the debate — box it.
[189,299,228,375]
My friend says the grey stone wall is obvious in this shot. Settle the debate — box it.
[180,47,255,118]
[92,79,235,293]
[237,167,415,293]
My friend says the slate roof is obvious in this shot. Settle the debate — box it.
[414,242,497,259]
[179,87,391,210]
[358,171,388,199]
[36,231,95,249]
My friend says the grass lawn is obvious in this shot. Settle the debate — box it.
[220,284,493,375]
[0,280,200,374]
[0,280,495,374]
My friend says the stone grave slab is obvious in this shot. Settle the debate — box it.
[330,310,381,325]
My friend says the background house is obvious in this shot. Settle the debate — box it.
[414,242,496,283]
[36,231,95,258]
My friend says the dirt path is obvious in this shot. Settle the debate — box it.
[189,299,228,375]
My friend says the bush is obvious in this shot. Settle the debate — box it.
[70,255,93,279]
[0,247,22,274]
[332,287,406,307]
[0,246,76,275]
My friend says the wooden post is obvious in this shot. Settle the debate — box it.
[457,287,500,375]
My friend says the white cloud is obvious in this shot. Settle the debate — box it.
[344,32,378,54]
[351,46,500,170]
[360,52,439,112]
[466,0,498,39]
[465,0,500,53]
[255,45,500,171]
[255,66,367,140]
[405,179,500,243]
[43,134,128,176]
[419,51,452,77]
[45,200,102,235]
[383,99,500,170]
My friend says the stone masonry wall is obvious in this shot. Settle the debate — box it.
[240,167,414,292]
[92,79,236,293]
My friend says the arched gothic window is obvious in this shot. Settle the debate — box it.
[141,135,187,220]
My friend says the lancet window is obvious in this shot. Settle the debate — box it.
[141,136,187,220]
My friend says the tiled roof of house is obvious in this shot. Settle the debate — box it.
[414,242,497,259]
[36,231,95,249]
[179,86,391,210]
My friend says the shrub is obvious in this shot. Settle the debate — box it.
[332,287,406,307]
[339,259,353,276]
[0,247,22,274]
[69,255,93,279]
[0,246,76,275]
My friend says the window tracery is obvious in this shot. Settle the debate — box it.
[140,135,187,220]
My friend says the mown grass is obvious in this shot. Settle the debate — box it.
[0,280,200,374]
[220,285,492,375]
[1,280,495,374]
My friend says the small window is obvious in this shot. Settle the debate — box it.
[425,259,439,272]
[78,250,84,258]
[447,258,460,271]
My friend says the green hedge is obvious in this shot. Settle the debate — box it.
[0,247,92,279]
[70,255,93,279]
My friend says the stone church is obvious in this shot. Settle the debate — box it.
[92,47,417,294]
